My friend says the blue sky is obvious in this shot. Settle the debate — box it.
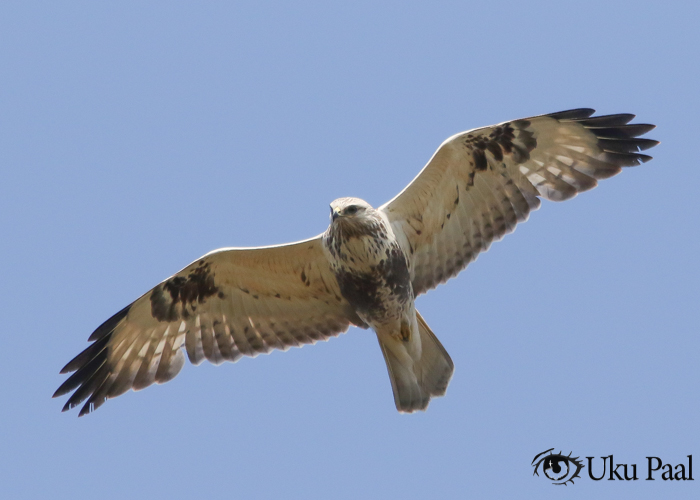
[1,1,698,498]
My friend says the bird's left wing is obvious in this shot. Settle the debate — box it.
[54,236,365,416]
[380,109,658,296]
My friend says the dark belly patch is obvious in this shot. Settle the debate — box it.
[336,270,384,317]
[335,244,411,320]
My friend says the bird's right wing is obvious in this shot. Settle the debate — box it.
[54,236,365,416]
[380,109,658,296]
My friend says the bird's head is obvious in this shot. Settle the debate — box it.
[329,197,374,223]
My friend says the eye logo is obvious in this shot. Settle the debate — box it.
[532,448,585,485]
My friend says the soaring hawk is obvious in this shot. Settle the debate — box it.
[54,108,657,416]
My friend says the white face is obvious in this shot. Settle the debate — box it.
[330,198,372,222]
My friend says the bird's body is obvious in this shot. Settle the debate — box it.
[54,108,658,416]
[324,199,410,326]
[323,198,451,410]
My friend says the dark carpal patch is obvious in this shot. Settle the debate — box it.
[464,121,537,172]
[150,261,220,322]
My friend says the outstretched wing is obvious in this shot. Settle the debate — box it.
[54,236,364,416]
[380,109,658,296]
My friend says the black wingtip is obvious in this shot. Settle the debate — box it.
[59,333,112,375]
[78,403,94,417]
[88,304,131,342]
[567,112,658,167]
[597,138,660,153]
[603,151,654,166]
[547,108,596,120]
[576,113,636,127]
[636,139,660,151]
[56,303,133,415]
[54,377,78,399]
[588,124,656,138]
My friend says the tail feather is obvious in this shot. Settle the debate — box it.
[378,311,454,413]
[414,311,453,397]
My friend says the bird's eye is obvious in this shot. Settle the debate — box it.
[345,205,359,215]
[531,449,584,485]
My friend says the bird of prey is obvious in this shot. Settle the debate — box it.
[54,108,657,416]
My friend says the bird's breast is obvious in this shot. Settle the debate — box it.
[324,229,413,321]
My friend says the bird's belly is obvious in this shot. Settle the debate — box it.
[333,242,413,323]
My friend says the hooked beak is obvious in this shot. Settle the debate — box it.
[331,207,341,221]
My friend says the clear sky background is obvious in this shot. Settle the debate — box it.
[1,1,698,499]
